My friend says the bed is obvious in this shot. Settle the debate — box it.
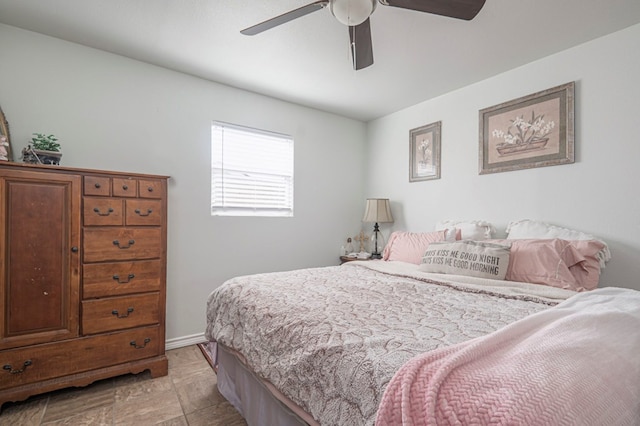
[205,220,640,425]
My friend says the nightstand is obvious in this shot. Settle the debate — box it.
[340,255,373,264]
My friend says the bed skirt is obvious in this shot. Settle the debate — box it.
[213,342,316,426]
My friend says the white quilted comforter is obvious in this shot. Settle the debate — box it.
[205,261,575,425]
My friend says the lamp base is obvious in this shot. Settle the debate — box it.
[369,222,385,260]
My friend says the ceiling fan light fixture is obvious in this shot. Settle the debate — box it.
[330,0,376,26]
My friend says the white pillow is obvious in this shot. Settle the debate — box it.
[505,219,610,267]
[435,220,496,240]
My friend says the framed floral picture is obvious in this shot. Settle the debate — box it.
[409,121,441,182]
[479,82,574,175]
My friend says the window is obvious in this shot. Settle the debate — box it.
[211,122,294,217]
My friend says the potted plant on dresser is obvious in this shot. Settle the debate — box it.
[22,133,62,165]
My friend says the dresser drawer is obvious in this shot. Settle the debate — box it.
[83,197,124,226]
[113,178,138,197]
[83,228,162,262]
[0,326,162,390]
[139,179,163,199]
[84,176,110,196]
[82,293,160,335]
[125,199,162,226]
[83,260,162,298]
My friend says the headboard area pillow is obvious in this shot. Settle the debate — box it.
[490,239,598,291]
[383,230,454,264]
[565,239,607,291]
[435,220,496,240]
[419,240,511,280]
[506,219,610,268]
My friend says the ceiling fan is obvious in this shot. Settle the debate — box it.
[241,0,486,70]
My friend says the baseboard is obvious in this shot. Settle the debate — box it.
[165,332,208,350]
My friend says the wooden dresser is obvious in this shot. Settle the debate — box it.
[0,162,168,410]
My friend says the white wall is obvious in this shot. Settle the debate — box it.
[365,23,640,290]
[2,21,639,345]
[0,24,367,342]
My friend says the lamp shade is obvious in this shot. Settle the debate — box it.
[362,198,394,223]
[330,0,377,26]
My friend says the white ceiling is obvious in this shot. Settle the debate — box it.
[1,0,640,121]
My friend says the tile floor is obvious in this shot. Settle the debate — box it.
[0,345,247,425]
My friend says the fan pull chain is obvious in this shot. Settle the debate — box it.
[350,25,357,68]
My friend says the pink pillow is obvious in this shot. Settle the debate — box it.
[567,240,606,291]
[383,230,449,264]
[490,239,586,291]
[490,239,607,291]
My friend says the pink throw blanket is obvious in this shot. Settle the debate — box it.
[376,287,640,425]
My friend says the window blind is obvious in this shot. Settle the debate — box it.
[211,122,294,217]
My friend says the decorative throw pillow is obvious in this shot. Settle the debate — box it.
[382,230,451,264]
[419,240,511,280]
[435,220,496,240]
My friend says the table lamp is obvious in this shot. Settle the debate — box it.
[362,198,393,259]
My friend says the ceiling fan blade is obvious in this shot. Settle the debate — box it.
[241,0,329,35]
[380,0,486,20]
[349,18,374,70]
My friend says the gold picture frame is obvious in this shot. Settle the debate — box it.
[0,105,13,162]
[479,82,575,175]
[409,121,441,182]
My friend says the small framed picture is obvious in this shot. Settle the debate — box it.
[0,106,12,162]
[409,121,441,182]
[479,82,575,175]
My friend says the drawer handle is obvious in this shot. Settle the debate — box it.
[93,207,114,216]
[147,187,154,193]
[134,208,153,217]
[3,360,32,374]
[112,307,134,318]
[130,338,151,349]
[113,239,135,249]
[95,182,101,189]
[113,273,135,284]
[122,184,129,190]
